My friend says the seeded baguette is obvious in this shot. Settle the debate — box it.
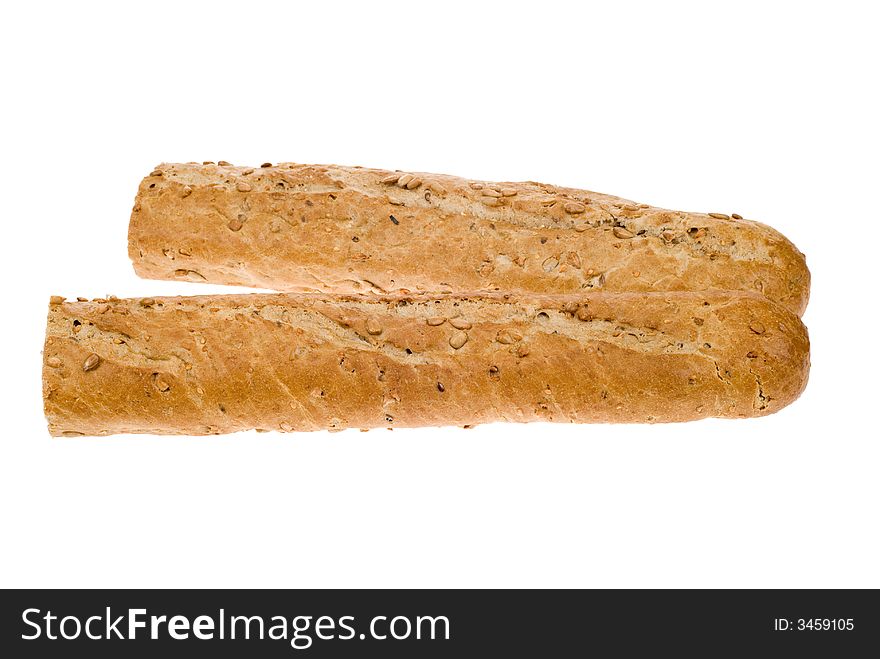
[43,291,809,436]
[129,162,810,315]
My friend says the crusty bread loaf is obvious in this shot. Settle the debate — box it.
[43,291,809,436]
[129,162,810,315]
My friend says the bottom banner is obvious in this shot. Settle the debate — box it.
[1,589,876,656]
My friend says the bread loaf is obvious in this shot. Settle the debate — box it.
[43,291,809,436]
[129,162,810,315]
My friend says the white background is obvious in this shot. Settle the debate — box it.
[1,0,877,588]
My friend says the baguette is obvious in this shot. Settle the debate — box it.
[43,291,809,436]
[129,162,810,315]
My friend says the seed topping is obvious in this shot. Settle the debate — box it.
[425,180,447,194]
[365,318,383,335]
[542,256,559,272]
[449,331,469,349]
[152,373,171,392]
[496,329,523,344]
[83,353,102,372]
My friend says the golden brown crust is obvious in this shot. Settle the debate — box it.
[43,291,810,436]
[129,162,810,315]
